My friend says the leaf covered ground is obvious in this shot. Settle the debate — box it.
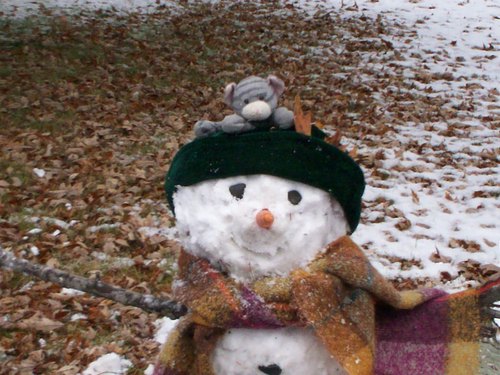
[0,0,498,373]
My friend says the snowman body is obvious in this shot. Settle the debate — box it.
[173,175,350,375]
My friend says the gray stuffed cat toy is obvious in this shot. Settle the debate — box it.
[194,75,295,138]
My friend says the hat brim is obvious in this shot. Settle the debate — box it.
[165,130,365,232]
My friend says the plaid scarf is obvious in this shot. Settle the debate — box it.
[154,236,498,375]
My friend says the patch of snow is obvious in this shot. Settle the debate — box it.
[138,226,178,240]
[19,281,35,292]
[33,168,46,178]
[70,313,87,321]
[61,288,85,296]
[87,223,119,233]
[82,353,132,375]
[110,310,121,323]
[27,228,42,235]
[154,317,179,344]
[144,364,155,375]
[90,251,135,268]
[29,246,39,256]
[91,251,108,261]
[42,217,78,229]
[287,0,500,289]
[112,257,135,268]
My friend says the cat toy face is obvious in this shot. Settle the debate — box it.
[224,76,284,122]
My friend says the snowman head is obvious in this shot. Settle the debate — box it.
[165,130,365,282]
[173,175,349,282]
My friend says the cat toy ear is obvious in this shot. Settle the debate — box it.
[267,75,285,97]
[224,82,237,106]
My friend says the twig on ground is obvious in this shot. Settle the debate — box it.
[0,247,187,319]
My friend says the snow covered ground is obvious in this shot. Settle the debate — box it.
[305,0,499,288]
[81,352,132,375]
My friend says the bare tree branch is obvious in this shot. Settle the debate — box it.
[0,247,187,319]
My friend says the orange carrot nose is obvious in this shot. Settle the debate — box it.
[256,209,274,229]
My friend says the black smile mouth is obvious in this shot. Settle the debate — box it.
[258,364,282,375]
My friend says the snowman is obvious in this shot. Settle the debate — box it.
[153,76,495,375]
[171,173,350,375]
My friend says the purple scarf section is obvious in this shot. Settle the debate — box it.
[376,289,451,375]
[231,286,286,329]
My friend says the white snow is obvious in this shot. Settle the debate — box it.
[82,353,132,375]
[90,251,136,268]
[154,317,179,344]
[38,217,78,230]
[141,317,180,374]
[19,281,35,292]
[60,287,85,296]
[29,246,39,256]
[86,223,119,233]
[70,313,87,321]
[33,168,46,178]
[138,226,178,240]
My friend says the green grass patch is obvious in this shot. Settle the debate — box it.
[0,66,13,78]
[4,108,77,133]
[4,272,32,291]
[30,65,83,83]
[124,141,158,156]
[0,159,34,187]
[64,257,112,276]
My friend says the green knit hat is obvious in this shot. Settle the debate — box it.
[165,128,365,232]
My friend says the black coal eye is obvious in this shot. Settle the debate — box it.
[243,99,249,104]
[258,95,265,100]
[288,190,302,205]
[229,183,246,200]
